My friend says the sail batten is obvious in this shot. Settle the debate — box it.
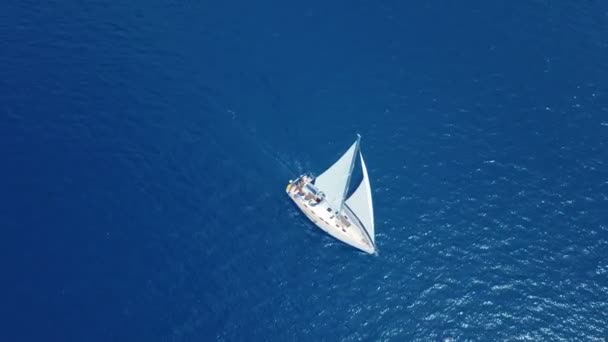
[345,153,374,242]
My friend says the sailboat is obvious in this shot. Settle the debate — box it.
[286,134,377,254]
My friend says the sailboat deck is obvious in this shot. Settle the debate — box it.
[287,176,374,253]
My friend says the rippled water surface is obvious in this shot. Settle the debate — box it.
[1,1,607,341]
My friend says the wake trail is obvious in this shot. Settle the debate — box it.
[224,109,299,178]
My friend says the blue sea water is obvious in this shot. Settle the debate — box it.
[1,1,607,341]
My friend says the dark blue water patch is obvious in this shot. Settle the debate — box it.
[1,0,608,341]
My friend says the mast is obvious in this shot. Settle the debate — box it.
[339,134,360,213]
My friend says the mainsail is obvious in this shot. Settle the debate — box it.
[314,137,359,211]
[345,153,375,241]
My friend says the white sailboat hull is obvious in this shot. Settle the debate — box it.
[286,177,376,254]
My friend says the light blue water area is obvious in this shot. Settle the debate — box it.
[1,1,607,341]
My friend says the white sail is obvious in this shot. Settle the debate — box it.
[345,153,374,242]
[314,138,359,211]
